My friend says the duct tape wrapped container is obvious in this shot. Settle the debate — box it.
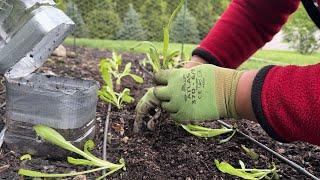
[4,74,99,157]
[0,0,99,157]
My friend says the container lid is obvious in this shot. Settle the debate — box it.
[0,4,74,79]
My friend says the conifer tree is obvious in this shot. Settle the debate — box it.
[140,0,168,41]
[66,2,89,38]
[117,4,146,40]
[171,6,200,43]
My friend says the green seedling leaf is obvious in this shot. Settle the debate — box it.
[99,84,134,109]
[162,0,185,68]
[67,157,96,166]
[215,160,257,180]
[140,58,147,67]
[101,52,143,87]
[84,140,95,154]
[121,62,144,84]
[84,140,97,159]
[162,27,170,66]
[167,0,185,30]
[20,154,32,161]
[19,125,126,179]
[149,48,161,72]
[241,145,259,160]
[219,129,237,144]
[128,74,144,84]
[214,159,277,180]
[181,124,234,138]
[123,62,132,74]
[119,88,134,104]
[239,160,246,169]
[112,52,122,68]
[19,167,107,178]
[130,41,157,52]
[98,86,118,107]
[99,59,113,89]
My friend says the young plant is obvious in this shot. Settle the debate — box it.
[241,145,259,160]
[132,0,185,72]
[18,125,125,179]
[134,0,187,132]
[98,85,134,109]
[181,124,237,143]
[98,57,135,109]
[215,160,278,180]
[20,154,32,161]
[100,52,143,86]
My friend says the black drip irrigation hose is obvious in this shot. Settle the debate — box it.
[217,120,319,180]
[102,103,112,179]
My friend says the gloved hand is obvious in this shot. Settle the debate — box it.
[154,64,243,123]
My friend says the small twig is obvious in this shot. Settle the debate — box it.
[138,62,155,79]
[147,110,161,131]
[200,159,211,172]
[102,103,112,179]
[0,78,5,95]
[0,164,9,173]
[0,102,5,108]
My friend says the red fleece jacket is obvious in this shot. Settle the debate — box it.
[192,0,320,145]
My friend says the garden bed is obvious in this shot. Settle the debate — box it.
[0,46,319,179]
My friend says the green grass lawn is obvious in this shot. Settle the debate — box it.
[64,38,320,70]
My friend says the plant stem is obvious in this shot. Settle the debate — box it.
[102,103,112,179]
[19,166,108,178]
[96,165,123,180]
[236,169,272,172]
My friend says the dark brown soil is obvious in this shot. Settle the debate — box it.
[0,46,319,180]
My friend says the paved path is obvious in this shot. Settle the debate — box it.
[262,31,291,51]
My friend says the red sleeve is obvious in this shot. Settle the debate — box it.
[252,65,320,146]
[192,0,300,68]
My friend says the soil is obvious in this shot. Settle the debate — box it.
[0,46,319,180]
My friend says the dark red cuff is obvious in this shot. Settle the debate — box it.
[251,65,288,143]
[192,48,222,67]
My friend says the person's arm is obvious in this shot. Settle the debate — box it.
[152,63,320,145]
[236,65,320,146]
[188,0,300,68]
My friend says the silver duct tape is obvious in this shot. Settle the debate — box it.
[0,5,74,77]
[5,73,99,129]
[0,125,5,148]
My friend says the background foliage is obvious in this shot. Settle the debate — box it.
[283,7,320,54]
[170,6,200,43]
[58,0,320,54]
[57,0,230,43]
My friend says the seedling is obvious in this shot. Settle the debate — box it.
[20,154,32,161]
[132,0,185,72]
[98,85,134,109]
[18,125,125,179]
[99,57,135,109]
[100,52,143,86]
[134,0,188,132]
[215,160,278,180]
[181,124,236,143]
[241,145,259,160]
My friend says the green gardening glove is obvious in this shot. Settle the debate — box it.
[153,64,243,123]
